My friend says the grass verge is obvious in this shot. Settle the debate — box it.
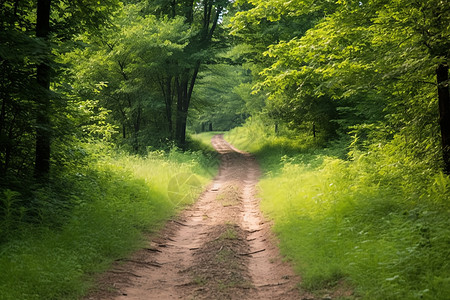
[226,123,450,299]
[0,142,217,300]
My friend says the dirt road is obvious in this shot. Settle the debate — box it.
[87,135,300,299]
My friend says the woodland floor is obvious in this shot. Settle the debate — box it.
[85,135,312,299]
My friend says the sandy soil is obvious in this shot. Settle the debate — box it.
[85,135,303,299]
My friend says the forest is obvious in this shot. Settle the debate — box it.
[0,0,449,299]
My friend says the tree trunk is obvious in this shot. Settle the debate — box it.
[160,76,173,136]
[175,77,188,147]
[176,113,187,147]
[135,102,142,152]
[4,111,16,174]
[175,63,200,147]
[0,74,7,173]
[437,63,450,174]
[34,0,51,179]
[166,79,173,135]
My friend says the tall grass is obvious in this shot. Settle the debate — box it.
[0,143,216,299]
[227,120,450,299]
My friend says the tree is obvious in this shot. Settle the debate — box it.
[34,0,51,178]
[0,0,37,177]
[149,0,229,146]
[437,63,450,173]
[230,0,450,171]
[0,0,121,179]
[66,4,193,152]
[378,0,450,172]
[228,0,342,138]
[32,0,119,178]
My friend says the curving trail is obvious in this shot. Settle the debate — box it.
[86,135,301,299]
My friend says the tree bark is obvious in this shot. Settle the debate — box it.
[166,78,173,135]
[0,65,7,173]
[175,64,200,147]
[159,76,174,136]
[133,102,142,152]
[175,76,188,147]
[437,63,450,174]
[34,0,51,179]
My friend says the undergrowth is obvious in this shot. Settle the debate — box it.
[0,141,217,300]
[226,120,450,299]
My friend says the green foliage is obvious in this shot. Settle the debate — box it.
[190,63,250,132]
[63,4,192,152]
[230,0,332,64]
[0,143,216,299]
[0,190,25,240]
[228,122,450,299]
[230,0,450,169]
[2,0,449,298]
[0,0,120,179]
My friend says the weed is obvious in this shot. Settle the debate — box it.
[193,275,207,286]
[215,185,240,207]
[219,227,238,241]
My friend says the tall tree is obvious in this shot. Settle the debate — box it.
[0,0,37,177]
[34,0,52,178]
[148,0,229,146]
[437,63,450,173]
[174,0,228,146]
[31,0,120,178]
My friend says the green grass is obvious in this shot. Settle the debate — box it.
[226,120,450,299]
[0,142,217,299]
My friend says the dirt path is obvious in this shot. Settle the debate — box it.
[86,135,301,299]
